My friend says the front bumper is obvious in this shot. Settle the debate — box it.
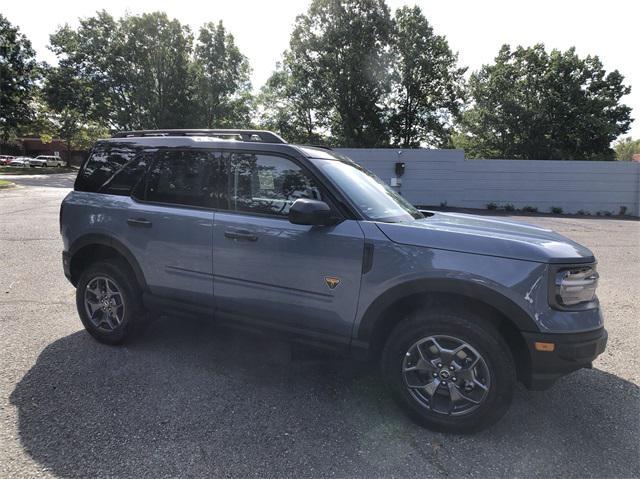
[522,327,608,390]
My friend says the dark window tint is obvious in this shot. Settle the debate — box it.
[102,154,148,195]
[229,153,323,216]
[145,150,217,208]
[75,143,141,195]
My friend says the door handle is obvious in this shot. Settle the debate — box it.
[127,218,152,228]
[224,228,258,241]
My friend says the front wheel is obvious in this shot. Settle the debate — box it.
[76,260,146,345]
[381,309,516,433]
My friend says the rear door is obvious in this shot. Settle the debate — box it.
[212,151,365,344]
[125,150,217,307]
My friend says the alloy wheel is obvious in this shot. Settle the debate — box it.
[402,335,491,416]
[84,276,125,331]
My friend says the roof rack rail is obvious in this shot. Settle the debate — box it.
[302,144,333,151]
[112,129,286,144]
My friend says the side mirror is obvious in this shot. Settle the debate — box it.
[289,198,335,226]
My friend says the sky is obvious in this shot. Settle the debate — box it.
[3,0,639,138]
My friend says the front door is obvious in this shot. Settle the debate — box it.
[212,152,365,343]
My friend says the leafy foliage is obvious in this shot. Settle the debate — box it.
[47,11,252,131]
[121,12,194,128]
[258,61,327,144]
[455,44,632,160]
[283,0,394,147]
[388,6,465,147]
[613,137,640,160]
[193,21,253,128]
[260,1,466,148]
[0,14,40,143]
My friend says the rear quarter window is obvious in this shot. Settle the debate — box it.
[75,143,146,195]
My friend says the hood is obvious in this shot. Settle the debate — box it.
[375,212,595,264]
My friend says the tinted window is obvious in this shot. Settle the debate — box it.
[144,150,217,208]
[229,153,323,216]
[75,143,141,195]
[102,154,148,196]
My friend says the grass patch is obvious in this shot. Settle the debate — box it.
[0,166,77,175]
[0,179,15,188]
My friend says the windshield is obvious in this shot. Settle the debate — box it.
[311,156,423,223]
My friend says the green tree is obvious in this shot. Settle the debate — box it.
[0,14,40,147]
[48,11,121,129]
[455,44,632,160]
[389,6,465,147]
[192,21,253,128]
[286,0,393,146]
[258,60,326,144]
[614,137,640,160]
[121,12,193,128]
[44,40,110,150]
[48,12,254,131]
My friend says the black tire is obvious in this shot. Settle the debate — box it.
[76,259,146,345]
[381,308,516,433]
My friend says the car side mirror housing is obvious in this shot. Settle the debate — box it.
[289,199,336,226]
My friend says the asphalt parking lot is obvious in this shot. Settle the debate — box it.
[1,173,638,479]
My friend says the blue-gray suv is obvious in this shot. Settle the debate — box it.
[60,129,607,432]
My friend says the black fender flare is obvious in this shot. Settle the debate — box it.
[355,278,539,345]
[68,233,147,289]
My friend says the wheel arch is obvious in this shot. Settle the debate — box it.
[68,234,147,290]
[354,278,537,382]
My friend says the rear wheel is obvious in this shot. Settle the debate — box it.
[76,260,146,344]
[381,308,516,433]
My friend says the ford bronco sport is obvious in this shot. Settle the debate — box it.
[60,129,607,433]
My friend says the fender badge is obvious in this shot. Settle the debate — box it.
[325,276,341,290]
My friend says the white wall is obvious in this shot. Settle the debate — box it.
[334,148,640,217]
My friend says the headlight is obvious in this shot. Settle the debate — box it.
[552,265,598,308]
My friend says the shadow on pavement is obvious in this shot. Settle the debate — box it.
[10,316,640,478]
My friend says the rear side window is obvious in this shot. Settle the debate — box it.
[143,150,217,208]
[75,143,143,195]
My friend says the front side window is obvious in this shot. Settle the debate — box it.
[228,153,323,217]
[311,156,423,222]
[144,150,217,208]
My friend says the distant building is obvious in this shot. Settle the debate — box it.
[10,137,88,166]
[18,137,68,158]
